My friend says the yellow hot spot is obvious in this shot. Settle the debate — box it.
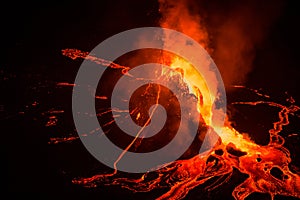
[136,112,141,120]
[218,126,259,153]
[168,56,214,126]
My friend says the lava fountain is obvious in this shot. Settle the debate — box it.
[55,1,300,199]
[60,46,300,200]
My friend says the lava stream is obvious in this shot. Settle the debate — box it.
[61,48,300,200]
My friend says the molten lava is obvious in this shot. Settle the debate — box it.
[54,1,300,199]
[60,48,300,200]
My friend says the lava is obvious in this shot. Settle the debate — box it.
[62,49,131,75]
[59,48,300,200]
[56,2,299,199]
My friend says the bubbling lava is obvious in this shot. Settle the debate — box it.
[59,48,300,200]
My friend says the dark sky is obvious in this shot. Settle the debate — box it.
[2,0,299,95]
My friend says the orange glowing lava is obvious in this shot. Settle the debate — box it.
[60,48,300,200]
[55,1,300,199]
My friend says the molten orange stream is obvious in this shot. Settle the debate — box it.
[112,85,162,175]
[60,49,300,200]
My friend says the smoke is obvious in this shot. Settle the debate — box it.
[158,0,283,87]
[158,0,210,51]
[209,0,283,86]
